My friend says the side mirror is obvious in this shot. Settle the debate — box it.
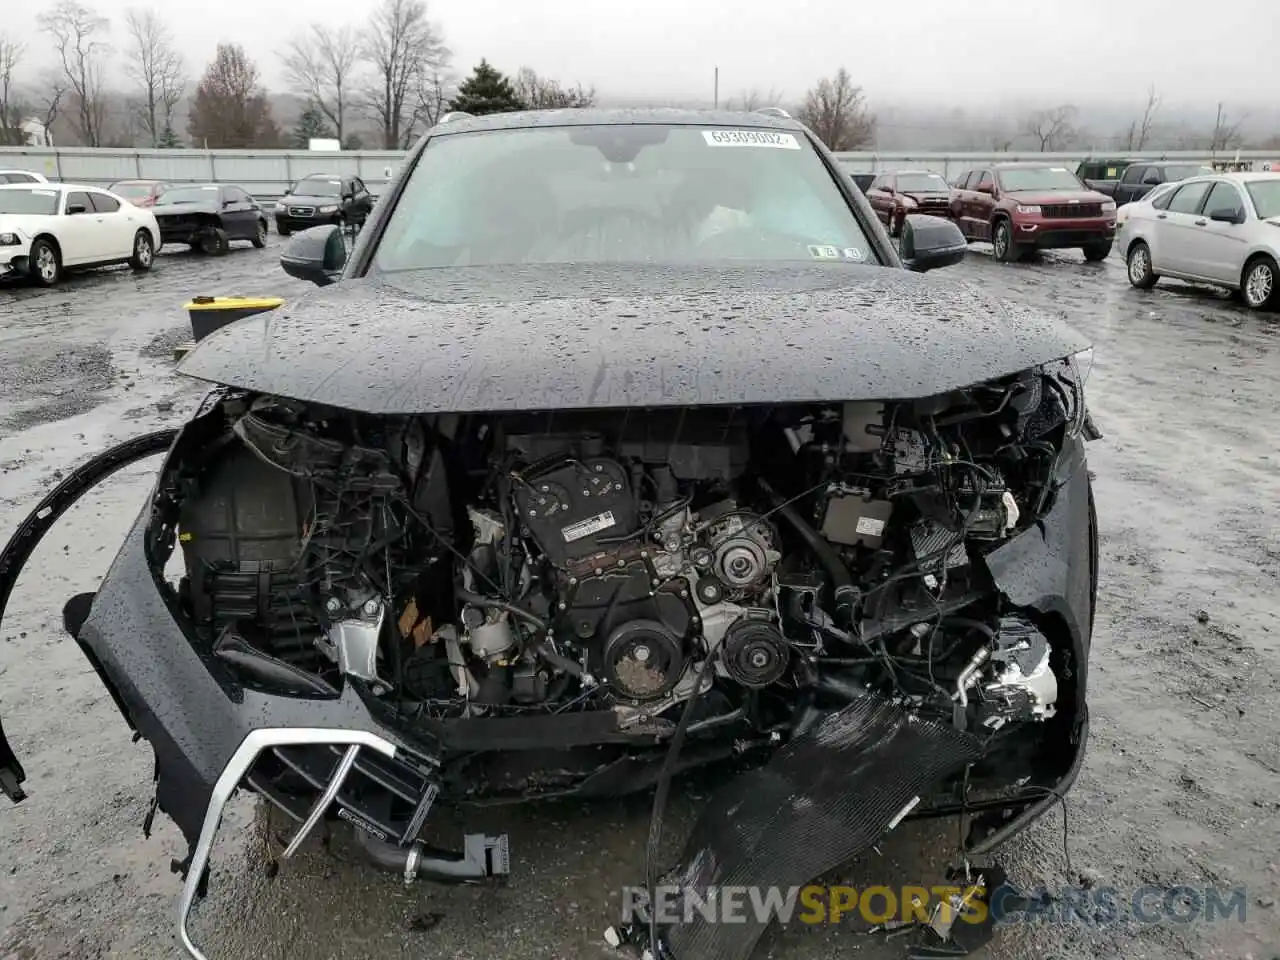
[283,187,292,196]
[66,204,88,215]
[1208,207,1245,225]
[900,214,966,273]
[280,224,346,286]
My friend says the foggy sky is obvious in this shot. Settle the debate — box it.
[5,0,1277,109]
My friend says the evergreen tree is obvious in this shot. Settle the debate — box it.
[291,101,335,148]
[157,124,184,148]
[448,60,525,116]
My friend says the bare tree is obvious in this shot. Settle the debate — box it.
[0,34,25,146]
[38,72,68,142]
[39,0,111,147]
[187,43,278,148]
[405,69,452,140]
[726,87,784,113]
[795,69,875,150]
[1135,85,1160,150]
[284,25,361,143]
[1021,104,1077,151]
[361,0,449,149]
[1209,102,1244,153]
[123,9,185,147]
[513,67,594,109]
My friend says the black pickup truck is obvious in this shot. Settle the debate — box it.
[1078,159,1214,206]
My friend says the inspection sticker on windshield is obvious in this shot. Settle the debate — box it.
[842,247,864,261]
[808,244,841,260]
[703,130,801,149]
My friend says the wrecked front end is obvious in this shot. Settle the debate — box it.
[4,351,1097,958]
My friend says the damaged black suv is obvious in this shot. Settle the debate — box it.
[0,109,1098,960]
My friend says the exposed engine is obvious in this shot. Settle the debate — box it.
[151,360,1086,799]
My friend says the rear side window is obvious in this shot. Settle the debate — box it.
[89,192,120,213]
[1167,181,1212,215]
[1148,184,1176,210]
[64,191,93,214]
[1121,165,1146,185]
[3,172,38,183]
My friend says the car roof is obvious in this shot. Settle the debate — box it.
[990,162,1075,170]
[1219,171,1280,184]
[0,182,62,191]
[111,178,165,184]
[430,107,805,136]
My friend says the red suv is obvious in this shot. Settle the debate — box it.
[949,163,1116,262]
[864,169,953,236]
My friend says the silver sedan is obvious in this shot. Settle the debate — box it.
[1117,171,1280,310]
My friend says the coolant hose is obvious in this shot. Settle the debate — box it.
[351,827,507,883]
[454,586,548,632]
[759,479,858,622]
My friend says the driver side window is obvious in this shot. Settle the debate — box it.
[976,171,993,191]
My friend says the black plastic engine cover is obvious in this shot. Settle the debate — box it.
[515,458,637,565]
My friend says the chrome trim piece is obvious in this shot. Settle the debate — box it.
[280,743,361,858]
[178,728,398,960]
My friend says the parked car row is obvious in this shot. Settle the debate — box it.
[862,162,1118,261]
[857,161,1280,310]
[0,178,271,286]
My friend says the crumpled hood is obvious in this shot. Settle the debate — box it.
[177,262,1091,414]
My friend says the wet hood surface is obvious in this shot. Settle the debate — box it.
[177,262,1090,414]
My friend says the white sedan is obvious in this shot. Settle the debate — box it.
[0,183,160,287]
[1118,171,1280,310]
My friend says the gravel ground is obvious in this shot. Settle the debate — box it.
[1,238,1278,960]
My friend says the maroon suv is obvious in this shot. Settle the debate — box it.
[949,163,1116,262]
[865,169,953,235]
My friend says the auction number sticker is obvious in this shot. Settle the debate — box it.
[703,129,801,149]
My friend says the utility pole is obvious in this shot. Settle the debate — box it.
[714,66,719,109]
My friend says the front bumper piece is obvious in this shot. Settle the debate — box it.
[181,728,509,960]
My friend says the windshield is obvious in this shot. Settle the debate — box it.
[1247,180,1280,220]
[896,173,950,192]
[0,188,59,216]
[295,177,342,196]
[1164,165,1214,181]
[997,167,1085,192]
[157,186,219,205]
[373,124,874,272]
[111,182,155,199]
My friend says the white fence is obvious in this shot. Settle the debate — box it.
[2,145,1276,201]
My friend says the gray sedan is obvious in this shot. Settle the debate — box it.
[1118,171,1280,310]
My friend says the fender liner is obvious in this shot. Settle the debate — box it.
[0,428,178,803]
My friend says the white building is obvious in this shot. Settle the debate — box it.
[20,117,52,147]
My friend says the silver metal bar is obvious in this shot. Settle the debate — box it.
[281,744,361,859]
[178,728,398,960]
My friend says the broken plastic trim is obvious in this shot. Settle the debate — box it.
[0,428,179,802]
[179,728,401,960]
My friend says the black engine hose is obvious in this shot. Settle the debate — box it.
[453,586,548,632]
[759,479,858,622]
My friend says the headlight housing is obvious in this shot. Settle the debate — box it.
[1101,200,1117,213]
[1016,204,1041,215]
[319,204,339,214]
[274,201,286,212]
[0,232,19,246]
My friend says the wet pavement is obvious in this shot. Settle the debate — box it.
[1,239,1278,960]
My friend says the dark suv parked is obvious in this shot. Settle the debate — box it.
[274,174,375,236]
